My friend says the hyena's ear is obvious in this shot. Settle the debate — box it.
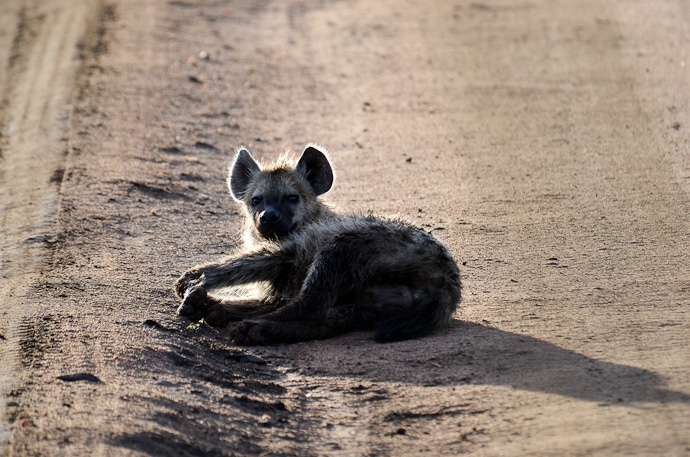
[228,148,260,201]
[296,144,334,196]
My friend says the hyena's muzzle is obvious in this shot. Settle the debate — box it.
[253,195,298,239]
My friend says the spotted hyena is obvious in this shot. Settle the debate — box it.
[174,144,461,344]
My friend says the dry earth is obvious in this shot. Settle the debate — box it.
[1,0,689,456]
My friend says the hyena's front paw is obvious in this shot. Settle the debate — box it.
[174,269,204,298]
[229,320,272,345]
[177,286,209,323]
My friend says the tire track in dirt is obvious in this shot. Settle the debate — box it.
[0,0,100,453]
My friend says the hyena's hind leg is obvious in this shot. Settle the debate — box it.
[230,319,340,345]
[232,284,423,343]
[177,286,279,327]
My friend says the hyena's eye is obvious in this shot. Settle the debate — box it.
[286,195,299,204]
[251,196,262,207]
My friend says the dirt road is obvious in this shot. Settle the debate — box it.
[0,0,100,451]
[1,0,689,455]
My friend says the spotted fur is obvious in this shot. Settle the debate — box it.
[174,144,461,344]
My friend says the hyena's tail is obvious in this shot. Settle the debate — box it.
[374,273,462,343]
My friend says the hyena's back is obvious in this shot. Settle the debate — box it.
[278,215,461,342]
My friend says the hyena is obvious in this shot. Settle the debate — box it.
[174,144,461,344]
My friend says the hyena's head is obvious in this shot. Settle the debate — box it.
[228,144,334,242]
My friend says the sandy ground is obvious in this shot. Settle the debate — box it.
[1,0,689,456]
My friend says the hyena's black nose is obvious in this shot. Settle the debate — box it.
[260,209,281,225]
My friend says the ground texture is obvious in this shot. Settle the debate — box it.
[1,0,689,456]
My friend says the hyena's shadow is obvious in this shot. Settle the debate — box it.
[280,320,690,405]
